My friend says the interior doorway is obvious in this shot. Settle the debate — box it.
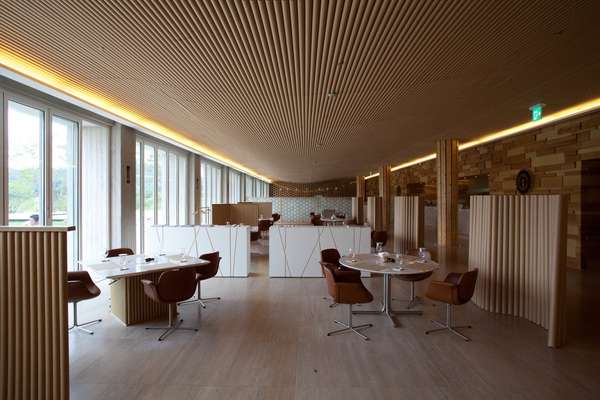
[581,158,600,271]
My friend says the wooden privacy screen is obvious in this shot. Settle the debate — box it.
[351,196,364,224]
[469,195,567,347]
[0,226,74,400]
[393,196,424,254]
[212,202,272,225]
[366,197,382,231]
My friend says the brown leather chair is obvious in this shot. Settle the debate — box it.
[394,249,433,309]
[319,249,361,308]
[371,231,388,248]
[105,247,134,258]
[180,251,221,308]
[271,213,281,222]
[142,268,199,341]
[320,248,361,279]
[322,264,374,340]
[425,269,479,341]
[67,271,102,334]
[258,219,271,238]
[311,215,323,226]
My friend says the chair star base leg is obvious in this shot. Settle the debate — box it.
[425,319,472,341]
[69,318,102,335]
[145,318,199,341]
[327,321,373,341]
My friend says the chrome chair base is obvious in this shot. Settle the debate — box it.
[69,302,102,335]
[425,304,472,341]
[179,296,220,309]
[69,318,102,335]
[179,283,220,309]
[327,304,373,340]
[425,320,471,341]
[328,320,373,341]
[146,319,198,341]
[146,305,198,341]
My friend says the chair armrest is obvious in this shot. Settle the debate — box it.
[141,279,160,303]
[67,271,100,295]
[426,280,459,304]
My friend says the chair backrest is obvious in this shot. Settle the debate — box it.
[321,248,341,266]
[272,213,281,222]
[199,251,221,278]
[156,268,198,303]
[258,219,271,231]
[322,209,335,219]
[311,215,323,226]
[105,247,134,257]
[456,269,478,304]
[371,231,388,247]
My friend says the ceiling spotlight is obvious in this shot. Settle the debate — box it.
[327,91,337,98]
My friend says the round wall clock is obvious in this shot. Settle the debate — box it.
[516,170,532,194]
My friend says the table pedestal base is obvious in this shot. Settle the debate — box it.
[353,274,423,327]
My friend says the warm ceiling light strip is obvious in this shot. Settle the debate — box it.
[458,97,600,151]
[384,97,600,174]
[0,47,272,183]
[364,172,380,180]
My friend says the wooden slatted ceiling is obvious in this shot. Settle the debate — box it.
[1,0,600,182]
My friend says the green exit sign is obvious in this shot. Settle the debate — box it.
[529,103,545,121]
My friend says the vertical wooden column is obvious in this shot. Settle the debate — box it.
[190,154,202,224]
[378,165,391,231]
[354,176,365,224]
[436,138,459,261]
[111,124,136,250]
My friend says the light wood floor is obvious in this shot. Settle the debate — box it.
[69,242,600,400]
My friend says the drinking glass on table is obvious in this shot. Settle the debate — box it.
[179,248,187,263]
[348,248,357,262]
[118,253,129,270]
[375,242,384,254]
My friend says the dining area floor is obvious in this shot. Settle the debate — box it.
[69,242,600,400]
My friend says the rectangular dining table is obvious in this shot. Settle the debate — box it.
[79,254,209,326]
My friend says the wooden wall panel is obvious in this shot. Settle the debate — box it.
[257,202,272,219]
[0,227,72,400]
[211,204,231,225]
[469,195,567,347]
[393,196,424,254]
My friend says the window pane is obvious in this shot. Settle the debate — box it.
[51,116,78,227]
[81,121,109,259]
[7,101,44,226]
[157,149,167,225]
[135,141,142,253]
[143,144,155,248]
[168,152,178,225]
[229,170,240,204]
[178,156,187,224]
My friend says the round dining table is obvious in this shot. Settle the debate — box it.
[339,253,438,327]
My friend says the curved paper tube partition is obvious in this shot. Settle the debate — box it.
[468,195,567,347]
[393,196,424,254]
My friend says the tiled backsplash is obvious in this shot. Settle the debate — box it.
[248,196,352,223]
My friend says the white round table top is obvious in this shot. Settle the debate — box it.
[339,253,438,276]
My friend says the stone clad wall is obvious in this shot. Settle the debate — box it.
[386,109,600,269]
[271,178,355,197]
